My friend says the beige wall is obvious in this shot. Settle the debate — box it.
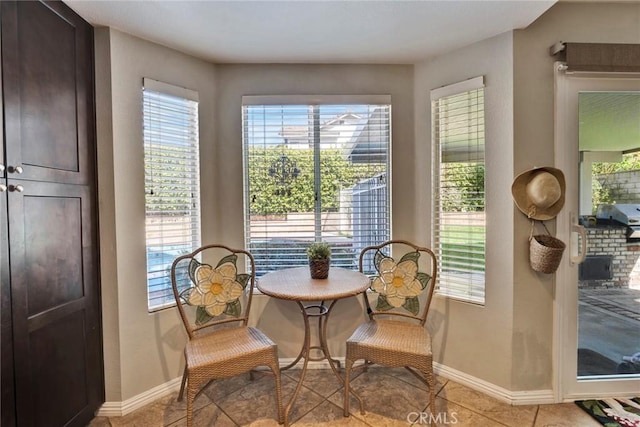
[414,32,516,390]
[95,28,217,401]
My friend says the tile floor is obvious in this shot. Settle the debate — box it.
[88,367,600,426]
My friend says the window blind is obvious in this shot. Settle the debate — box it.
[432,77,486,304]
[143,78,201,311]
[242,98,391,276]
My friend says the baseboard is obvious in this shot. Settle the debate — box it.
[96,359,327,417]
[97,359,555,417]
[97,376,183,417]
[509,389,557,405]
[433,362,555,405]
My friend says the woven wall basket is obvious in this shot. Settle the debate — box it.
[309,258,330,279]
[529,234,566,274]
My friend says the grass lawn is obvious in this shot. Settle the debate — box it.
[440,224,485,272]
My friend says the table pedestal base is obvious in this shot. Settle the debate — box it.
[281,299,360,425]
[255,267,371,426]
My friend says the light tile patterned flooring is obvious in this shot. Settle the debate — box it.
[89,367,599,426]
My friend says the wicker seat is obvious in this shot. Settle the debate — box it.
[344,240,438,421]
[170,244,284,426]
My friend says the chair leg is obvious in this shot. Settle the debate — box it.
[269,358,285,425]
[186,381,196,427]
[178,365,187,402]
[344,357,366,417]
[343,358,352,417]
[424,367,437,427]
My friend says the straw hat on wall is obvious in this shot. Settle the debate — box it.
[511,167,566,221]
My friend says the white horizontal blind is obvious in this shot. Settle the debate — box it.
[242,101,391,276]
[432,78,486,304]
[143,79,201,311]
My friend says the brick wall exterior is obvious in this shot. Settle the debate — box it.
[596,170,640,204]
[580,170,640,288]
[581,225,640,288]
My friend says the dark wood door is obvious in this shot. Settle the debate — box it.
[1,0,94,185]
[7,181,102,426]
[0,1,103,426]
[0,187,13,427]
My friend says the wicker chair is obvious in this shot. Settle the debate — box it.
[343,240,438,421]
[170,244,284,426]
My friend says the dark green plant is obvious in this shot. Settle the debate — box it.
[591,152,640,213]
[247,146,385,215]
[306,242,331,259]
[145,144,196,215]
[440,162,485,212]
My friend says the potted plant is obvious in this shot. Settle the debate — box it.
[306,242,331,279]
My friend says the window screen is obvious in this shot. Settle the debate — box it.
[143,78,201,311]
[242,97,391,276]
[431,77,486,304]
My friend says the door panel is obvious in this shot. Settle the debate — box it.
[577,128,640,378]
[554,68,640,399]
[31,311,89,427]
[8,181,102,426]
[0,189,15,427]
[1,0,94,185]
[19,1,79,173]
[23,194,84,315]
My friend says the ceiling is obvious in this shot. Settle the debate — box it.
[64,0,557,64]
[579,92,640,152]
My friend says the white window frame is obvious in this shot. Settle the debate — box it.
[431,76,486,305]
[242,95,392,276]
[143,78,201,311]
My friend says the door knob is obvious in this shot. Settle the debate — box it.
[8,184,23,193]
[8,165,23,174]
[0,184,6,192]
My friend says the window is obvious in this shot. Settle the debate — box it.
[431,77,486,304]
[242,95,391,276]
[143,78,201,311]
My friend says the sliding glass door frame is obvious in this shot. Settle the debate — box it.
[554,63,640,401]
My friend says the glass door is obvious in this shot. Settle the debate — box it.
[555,67,640,400]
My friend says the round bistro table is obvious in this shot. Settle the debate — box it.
[257,266,370,425]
